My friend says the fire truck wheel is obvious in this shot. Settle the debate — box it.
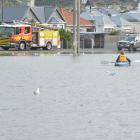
[46,42,52,50]
[19,42,26,50]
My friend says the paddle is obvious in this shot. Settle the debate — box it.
[101,60,140,65]
[101,61,115,64]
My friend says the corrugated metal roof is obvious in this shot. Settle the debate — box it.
[129,12,140,22]
[102,14,116,28]
[31,7,46,23]
[44,6,55,23]
[121,12,139,22]
[91,9,102,16]
[31,6,58,23]
[80,11,103,25]
[98,7,120,16]
[95,16,104,26]
[111,15,131,26]
[80,12,95,21]
[48,17,65,24]
[0,6,29,22]
[80,11,116,27]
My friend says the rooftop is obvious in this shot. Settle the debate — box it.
[59,8,94,26]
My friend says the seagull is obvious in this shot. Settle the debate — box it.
[34,88,40,96]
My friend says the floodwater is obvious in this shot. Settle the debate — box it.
[0,53,140,140]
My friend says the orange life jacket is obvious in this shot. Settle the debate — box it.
[118,54,127,62]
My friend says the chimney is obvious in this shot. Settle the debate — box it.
[27,0,35,7]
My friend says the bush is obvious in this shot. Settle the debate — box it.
[108,13,112,17]
[59,29,73,48]
[109,29,120,35]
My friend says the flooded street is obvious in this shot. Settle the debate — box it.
[0,53,140,140]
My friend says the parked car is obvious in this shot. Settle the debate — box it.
[117,35,140,51]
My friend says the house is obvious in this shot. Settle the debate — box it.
[0,6,39,23]
[110,15,133,33]
[0,6,66,29]
[31,6,65,29]
[81,9,117,33]
[59,7,95,32]
[121,11,140,33]
[81,11,104,33]
[98,7,120,16]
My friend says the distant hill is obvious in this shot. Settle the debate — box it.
[2,0,139,10]
[35,0,72,7]
[2,0,29,6]
[34,0,138,7]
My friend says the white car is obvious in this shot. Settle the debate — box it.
[117,36,140,51]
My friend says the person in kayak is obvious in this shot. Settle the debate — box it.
[116,49,131,64]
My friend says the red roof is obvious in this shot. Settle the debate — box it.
[59,8,94,26]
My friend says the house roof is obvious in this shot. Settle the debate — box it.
[80,12,95,21]
[94,16,104,26]
[121,12,140,22]
[98,7,120,16]
[81,11,116,27]
[0,6,30,22]
[111,15,132,27]
[81,11,105,26]
[102,14,116,28]
[129,12,140,22]
[88,8,102,16]
[0,6,64,24]
[31,6,56,23]
[48,17,65,24]
[59,8,94,26]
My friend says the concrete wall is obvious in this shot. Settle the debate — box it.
[96,25,104,33]
[104,34,125,51]
[131,22,140,33]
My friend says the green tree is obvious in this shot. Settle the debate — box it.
[109,29,120,35]
[59,29,73,49]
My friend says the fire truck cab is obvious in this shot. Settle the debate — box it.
[0,24,32,50]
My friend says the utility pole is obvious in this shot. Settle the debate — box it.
[73,0,77,55]
[1,0,4,23]
[77,0,80,54]
[73,0,80,55]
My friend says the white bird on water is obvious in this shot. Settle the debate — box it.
[34,88,40,96]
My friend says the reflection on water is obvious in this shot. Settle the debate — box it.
[0,54,140,140]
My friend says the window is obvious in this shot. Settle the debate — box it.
[15,27,21,35]
[53,25,57,28]
[25,27,30,34]
[0,27,14,36]
[87,28,95,32]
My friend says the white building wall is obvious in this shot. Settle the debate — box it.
[27,0,35,7]
[96,25,104,33]
[131,22,140,33]
[81,0,88,4]
[66,26,95,33]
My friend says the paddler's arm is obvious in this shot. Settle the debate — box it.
[127,57,131,63]
[116,56,120,62]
